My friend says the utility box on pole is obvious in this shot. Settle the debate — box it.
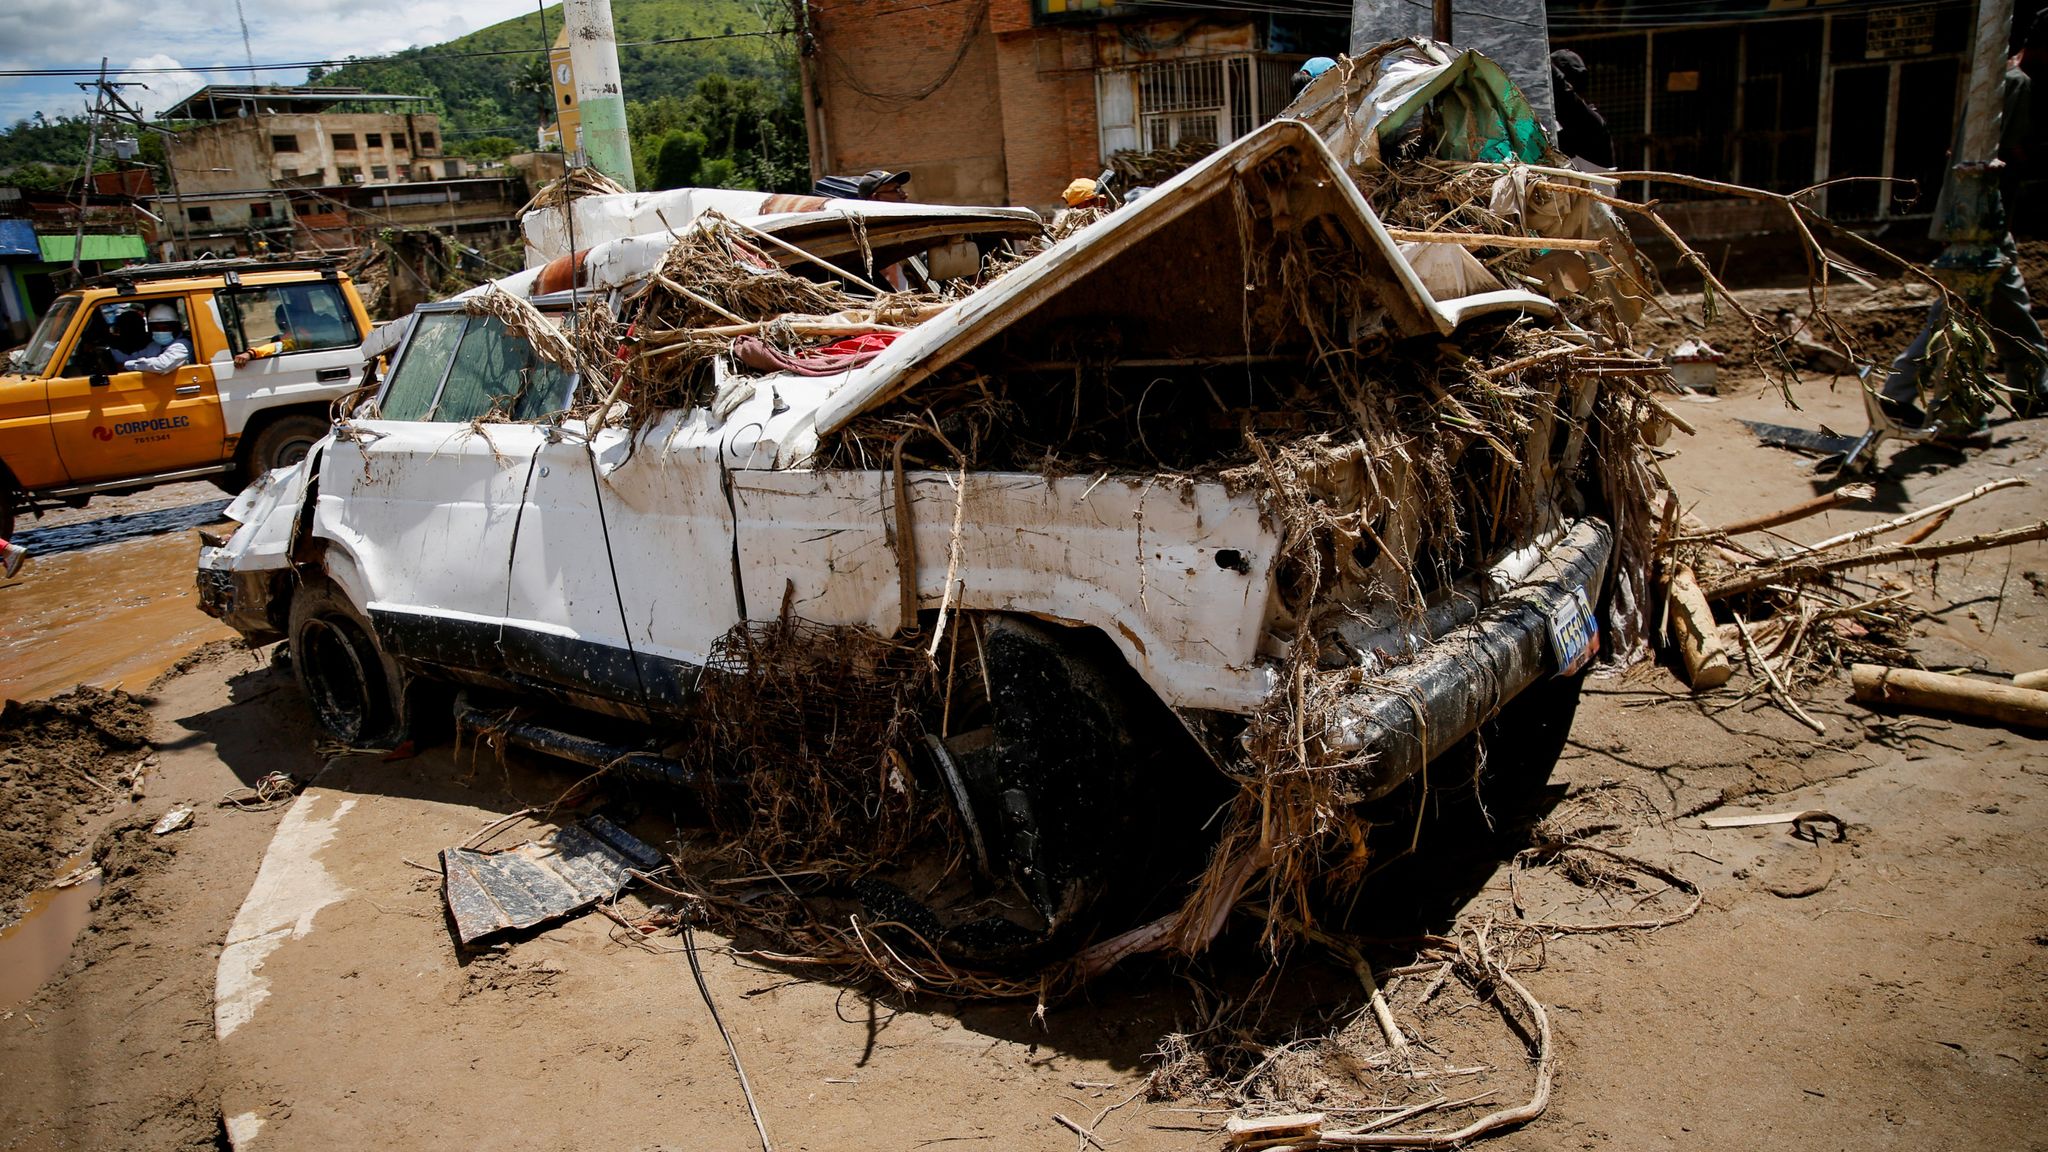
[563,0,636,190]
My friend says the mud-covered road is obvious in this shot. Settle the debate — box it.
[0,481,240,704]
[1,381,2044,1152]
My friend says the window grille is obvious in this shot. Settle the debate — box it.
[1096,54,1306,163]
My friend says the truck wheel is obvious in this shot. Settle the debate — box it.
[247,413,331,476]
[288,576,413,747]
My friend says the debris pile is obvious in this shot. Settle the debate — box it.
[1658,476,2048,731]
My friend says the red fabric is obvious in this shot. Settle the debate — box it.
[731,330,899,376]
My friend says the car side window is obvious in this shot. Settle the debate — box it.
[433,314,574,423]
[217,281,358,357]
[378,312,464,421]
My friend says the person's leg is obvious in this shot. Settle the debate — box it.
[1879,298,1945,426]
[1985,240,2048,414]
[1,538,24,579]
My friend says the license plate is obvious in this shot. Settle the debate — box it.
[1547,586,1599,677]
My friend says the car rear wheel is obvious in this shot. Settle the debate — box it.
[288,576,413,746]
[247,413,330,476]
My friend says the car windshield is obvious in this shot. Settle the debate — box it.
[16,296,79,377]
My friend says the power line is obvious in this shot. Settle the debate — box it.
[0,28,791,80]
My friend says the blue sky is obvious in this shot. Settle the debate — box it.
[0,0,540,128]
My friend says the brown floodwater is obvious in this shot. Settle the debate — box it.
[0,856,101,1009]
[0,483,241,703]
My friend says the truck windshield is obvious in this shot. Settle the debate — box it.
[16,297,78,377]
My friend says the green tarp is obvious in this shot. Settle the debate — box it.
[37,233,148,262]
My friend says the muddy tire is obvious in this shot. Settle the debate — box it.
[288,576,413,747]
[246,413,330,476]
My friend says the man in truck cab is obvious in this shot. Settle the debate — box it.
[121,303,192,375]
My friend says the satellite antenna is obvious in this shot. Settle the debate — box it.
[234,0,259,82]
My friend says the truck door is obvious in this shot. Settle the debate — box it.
[46,294,228,484]
[215,278,369,433]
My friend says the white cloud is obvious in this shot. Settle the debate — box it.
[117,55,211,114]
[0,0,541,124]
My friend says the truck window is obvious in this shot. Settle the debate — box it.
[15,296,78,376]
[218,282,359,357]
[378,312,464,421]
[432,314,573,423]
[63,298,188,376]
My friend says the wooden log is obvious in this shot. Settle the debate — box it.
[1787,478,2028,558]
[1382,227,1605,252]
[1850,665,2048,729]
[1705,520,2048,599]
[1701,484,1875,539]
[1225,1113,1325,1145]
[1667,565,1733,690]
[2015,669,2048,691]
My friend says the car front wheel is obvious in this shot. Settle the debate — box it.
[288,575,413,746]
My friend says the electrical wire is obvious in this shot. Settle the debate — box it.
[0,29,791,80]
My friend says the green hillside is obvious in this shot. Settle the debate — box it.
[313,0,790,148]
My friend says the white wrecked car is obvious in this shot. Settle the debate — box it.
[199,117,1652,970]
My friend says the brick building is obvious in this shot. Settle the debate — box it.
[804,0,1344,210]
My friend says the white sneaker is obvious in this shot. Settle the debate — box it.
[2,543,25,578]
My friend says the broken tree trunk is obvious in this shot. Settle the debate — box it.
[2015,669,2048,691]
[1701,483,1875,539]
[1850,665,2048,729]
[1667,564,1732,689]
[1705,520,2048,599]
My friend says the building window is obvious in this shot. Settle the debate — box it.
[397,164,411,180]
[278,167,298,179]
[337,165,363,183]
[270,134,299,152]
[366,132,383,148]
[415,163,435,179]
[1094,55,1299,162]
[187,206,213,224]
[294,201,317,216]
[371,165,389,180]
[332,132,358,151]
[250,202,272,219]
[417,132,437,151]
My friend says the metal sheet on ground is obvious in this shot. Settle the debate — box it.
[440,816,662,944]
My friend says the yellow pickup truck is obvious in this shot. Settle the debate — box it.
[0,258,373,537]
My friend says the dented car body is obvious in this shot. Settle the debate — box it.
[199,118,1629,969]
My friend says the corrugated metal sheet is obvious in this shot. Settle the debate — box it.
[440,815,663,945]
[0,219,39,258]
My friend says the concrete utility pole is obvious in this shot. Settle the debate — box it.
[562,0,636,190]
[1934,0,2015,283]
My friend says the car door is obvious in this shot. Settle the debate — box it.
[314,307,583,685]
[45,294,228,484]
[0,295,72,491]
[214,278,369,433]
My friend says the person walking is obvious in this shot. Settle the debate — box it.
[1,538,25,579]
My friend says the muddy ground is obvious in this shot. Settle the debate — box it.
[0,372,2043,1151]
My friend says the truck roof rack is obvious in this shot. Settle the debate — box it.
[88,256,347,290]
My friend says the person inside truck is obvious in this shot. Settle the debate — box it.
[109,308,152,360]
[120,303,192,375]
[234,302,301,367]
